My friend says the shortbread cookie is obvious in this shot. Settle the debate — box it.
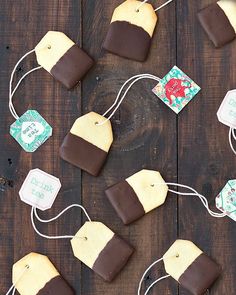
[60,112,113,176]
[71,221,134,282]
[103,0,158,61]
[198,0,236,47]
[13,253,74,295]
[164,240,221,295]
[105,169,168,224]
[35,31,94,89]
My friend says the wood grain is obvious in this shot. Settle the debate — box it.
[81,0,177,294]
[177,0,236,294]
[0,0,234,294]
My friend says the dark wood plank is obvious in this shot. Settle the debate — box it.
[3,1,236,295]
[81,0,177,294]
[177,0,236,294]
[0,1,83,294]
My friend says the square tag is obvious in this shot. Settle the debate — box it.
[152,66,201,114]
[217,90,236,129]
[10,110,52,152]
[19,169,61,211]
[216,180,236,222]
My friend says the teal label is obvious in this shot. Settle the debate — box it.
[152,66,201,114]
[10,110,52,152]
[216,180,236,222]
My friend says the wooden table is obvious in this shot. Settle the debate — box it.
[1,0,236,294]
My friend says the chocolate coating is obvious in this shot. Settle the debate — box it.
[38,276,75,295]
[51,44,94,89]
[92,234,134,282]
[198,3,235,48]
[179,253,221,295]
[105,180,145,225]
[59,132,107,176]
[103,21,151,61]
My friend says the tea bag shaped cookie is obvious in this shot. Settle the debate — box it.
[35,31,94,89]
[105,169,168,224]
[198,0,236,47]
[103,0,158,61]
[13,253,74,295]
[71,221,134,281]
[60,112,113,176]
[164,240,221,295]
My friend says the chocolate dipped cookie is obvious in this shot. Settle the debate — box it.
[198,0,236,47]
[35,31,94,89]
[71,221,134,282]
[60,112,113,176]
[103,0,158,61]
[12,253,74,295]
[105,169,168,224]
[164,240,221,295]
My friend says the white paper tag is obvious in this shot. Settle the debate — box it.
[19,169,61,211]
[217,90,236,128]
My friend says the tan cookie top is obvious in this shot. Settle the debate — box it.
[218,0,236,32]
[71,221,114,268]
[13,253,59,295]
[163,240,203,281]
[35,31,75,72]
[111,0,158,37]
[126,169,168,213]
[70,112,113,152]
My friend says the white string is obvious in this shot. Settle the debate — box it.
[97,74,161,126]
[5,265,29,295]
[137,257,171,295]
[144,275,171,295]
[229,128,236,155]
[136,0,174,12]
[232,128,236,140]
[136,0,149,11]
[31,204,91,240]
[9,49,42,120]
[153,182,226,218]
[155,0,174,11]
[5,285,15,295]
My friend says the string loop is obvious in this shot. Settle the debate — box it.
[229,128,236,155]
[9,49,42,120]
[151,182,226,218]
[31,204,91,240]
[136,0,174,12]
[137,256,171,295]
[97,73,161,126]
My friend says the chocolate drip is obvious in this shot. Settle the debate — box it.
[179,253,221,295]
[198,3,235,47]
[103,21,151,61]
[60,132,108,176]
[37,276,75,295]
[51,44,94,89]
[92,234,134,282]
[105,180,145,225]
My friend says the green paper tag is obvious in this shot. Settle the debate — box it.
[216,180,236,222]
[10,110,52,152]
[152,66,201,114]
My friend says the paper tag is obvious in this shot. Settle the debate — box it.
[217,90,236,128]
[152,66,201,114]
[10,110,52,152]
[19,169,61,211]
[216,180,236,222]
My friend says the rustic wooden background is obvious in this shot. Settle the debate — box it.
[1,0,236,294]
